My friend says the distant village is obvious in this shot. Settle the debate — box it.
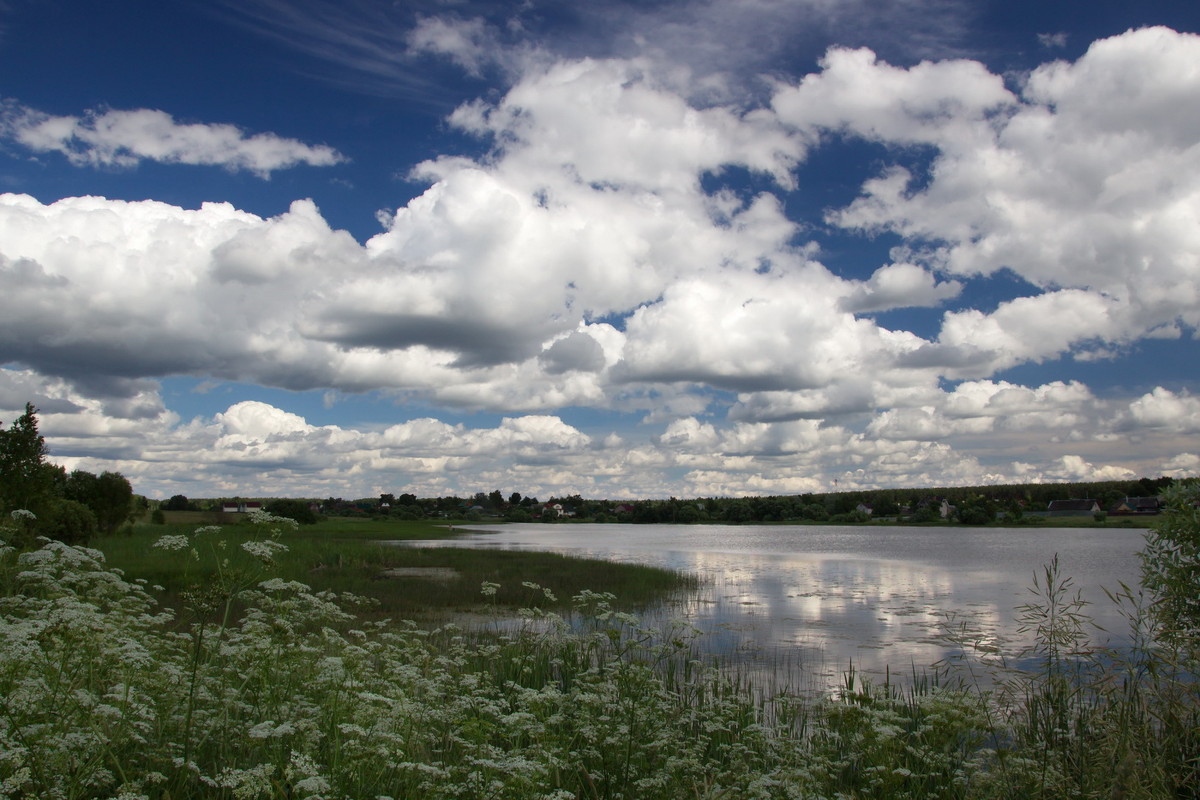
[161,475,1176,526]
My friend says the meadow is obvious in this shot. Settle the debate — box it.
[1,498,1198,799]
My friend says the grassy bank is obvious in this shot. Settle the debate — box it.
[97,515,697,620]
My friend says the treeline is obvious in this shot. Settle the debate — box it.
[537,476,1172,525]
[0,404,138,545]
[325,476,1177,526]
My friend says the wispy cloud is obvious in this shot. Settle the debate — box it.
[209,0,984,105]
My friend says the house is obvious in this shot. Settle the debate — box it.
[1109,496,1162,515]
[914,497,953,518]
[221,500,263,514]
[1047,499,1101,517]
[855,502,874,517]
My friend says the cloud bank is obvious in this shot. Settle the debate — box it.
[1,24,1198,497]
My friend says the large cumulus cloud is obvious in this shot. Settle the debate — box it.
[775,27,1200,374]
[2,26,1199,496]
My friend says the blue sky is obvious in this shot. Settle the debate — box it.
[1,0,1198,501]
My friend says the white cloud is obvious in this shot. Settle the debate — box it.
[405,15,504,77]
[789,27,1200,366]
[1047,455,1137,483]
[1,101,345,176]
[1161,452,1200,478]
[4,27,1200,498]
[840,262,962,313]
[772,46,1012,147]
[1125,387,1200,434]
[613,267,924,393]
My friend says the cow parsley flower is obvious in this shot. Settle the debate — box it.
[152,535,189,552]
[241,538,289,564]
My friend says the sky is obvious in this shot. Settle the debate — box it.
[1,0,1199,502]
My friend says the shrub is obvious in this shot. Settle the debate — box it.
[36,497,98,545]
[1140,479,1200,644]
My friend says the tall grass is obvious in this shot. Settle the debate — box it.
[1,509,1198,799]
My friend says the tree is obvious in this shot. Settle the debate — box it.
[1140,480,1200,644]
[0,403,55,513]
[163,494,192,511]
[264,498,318,525]
[954,494,996,526]
[65,469,134,536]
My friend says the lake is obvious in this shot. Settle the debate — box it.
[399,523,1148,690]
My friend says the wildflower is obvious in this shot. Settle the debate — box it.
[481,581,500,597]
[247,509,300,530]
[241,538,289,564]
[10,509,36,522]
[152,534,190,551]
[248,721,296,739]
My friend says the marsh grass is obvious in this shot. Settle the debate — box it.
[2,511,1199,799]
[98,518,697,621]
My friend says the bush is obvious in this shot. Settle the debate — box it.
[1140,479,1200,644]
[263,498,318,525]
[36,498,98,545]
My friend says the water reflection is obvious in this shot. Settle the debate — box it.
[398,523,1146,689]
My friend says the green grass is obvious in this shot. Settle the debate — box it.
[98,515,698,621]
[5,494,1200,800]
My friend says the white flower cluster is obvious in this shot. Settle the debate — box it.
[240,538,288,565]
[2,526,1196,799]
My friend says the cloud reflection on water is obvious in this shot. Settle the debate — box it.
[402,523,1145,690]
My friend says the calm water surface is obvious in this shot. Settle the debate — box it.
[401,523,1146,687]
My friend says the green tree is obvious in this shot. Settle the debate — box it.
[65,469,134,535]
[163,494,193,511]
[0,403,56,513]
[1140,479,1200,644]
[954,493,996,525]
[264,498,318,525]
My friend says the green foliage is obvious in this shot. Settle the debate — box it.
[162,494,194,512]
[3,526,1200,799]
[263,498,318,524]
[1140,479,1200,644]
[64,469,134,535]
[0,403,55,514]
[36,498,99,545]
[954,494,996,525]
[0,406,133,543]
